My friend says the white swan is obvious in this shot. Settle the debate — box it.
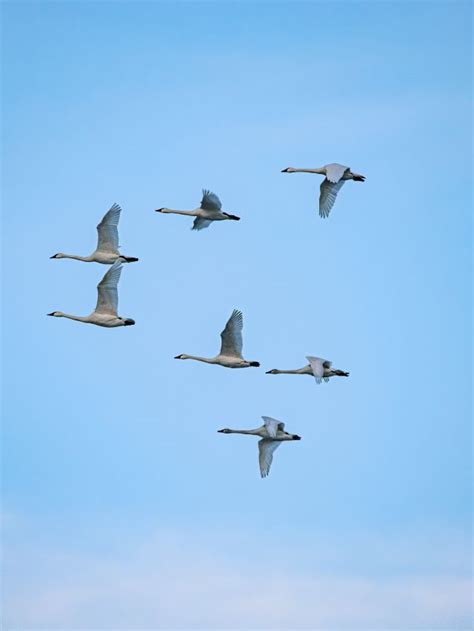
[50,203,138,264]
[174,309,259,368]
[47,260,135,328]
[156,190,240,230]
[218,416,301,478]
[281,163,365,218]
[266,356,349,384]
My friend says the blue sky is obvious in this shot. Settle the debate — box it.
[2,1,472,628]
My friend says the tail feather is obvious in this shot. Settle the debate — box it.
[223,213,240,221]
[122,256,139,263]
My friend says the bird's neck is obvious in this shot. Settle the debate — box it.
[184,354,217,364]
[160,208,198,216]
[57,312,90,322]
[291,167,326,175]
[61,253,94,262]
[227,428,260,435]
[274,368,308,374]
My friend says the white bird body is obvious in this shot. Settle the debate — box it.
[50,203,138,264]
[47,260,135,328]
[156,190,240,230]
[266,356,349,384]
[174,309,259,368]
[281,162,365,218]
[218,416,301,478]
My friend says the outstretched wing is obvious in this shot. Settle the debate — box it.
[319,179,345,218]
[258,439,281,478]
[95,260,122,315]
[306,356,329,384]
[262,416,285,438]
[200,190,222,211]
[192,217,213,231]
[325,163,348,183]
[97,203,121,253]
[220,309,243,358]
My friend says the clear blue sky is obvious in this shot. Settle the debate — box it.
[2,1,472,628]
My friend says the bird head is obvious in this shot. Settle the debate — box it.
[50,253,65,259]
[174,354,188,360]
[47,311,63,317]
[265,369,279,374]
[281,167,296,173]
[217,428,232,434]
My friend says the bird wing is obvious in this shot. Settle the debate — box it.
[96,203,121,253]
[200,189,222,211]
[325,163,349,183]
[306,356,327,384]
[319,179,345,218]
[192,217,213,231]
[95,260,122,315]
[258,439,281,478]
[219,309,243,358]
[262,416,285,438]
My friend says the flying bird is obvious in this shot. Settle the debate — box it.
[50,203,138,264]
[174,309,259,368]
[47,260,135,328]
[281,163,365,218]
[156,190,240,230]
[218,416,301,478]
[266,356,349,384]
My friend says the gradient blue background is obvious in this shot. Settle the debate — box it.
[2,1,472,628]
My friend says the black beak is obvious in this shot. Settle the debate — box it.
[155,208,164,212]
[46,312,55,316]
[174,355,181,359]
[49,255,57,259]
[281,168,289,173]
[265,370,273,374]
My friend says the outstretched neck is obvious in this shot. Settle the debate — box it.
[57,312,90,323]
[290,167,326,175]
[159,208,198,217]
[183,354,217,364]
[226,428,260,435]
[273,368,309,374]
[59,253,94,262]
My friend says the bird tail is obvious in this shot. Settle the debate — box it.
[223,213,240,221]
[352,173,365,182]
[335,370,349,377]
[122,256,139,263]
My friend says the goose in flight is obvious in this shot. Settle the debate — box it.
[174,309,259,368]
[266,356,349,384]
[281,163,365,218]
[50,203,139,264]
[155,190,240,230]
[47,260,135,328]
[218,416,301,478]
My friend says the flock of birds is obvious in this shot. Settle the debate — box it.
[48,163,364,477]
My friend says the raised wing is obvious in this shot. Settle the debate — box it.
[200,190,222,211]
[220,309,243,358]
[258,439,281,478]
[306,356,329,384]
[325,163,348,183]
[95,260,122,315]
[319,179,345,218]
[192,217,213,231]
[262,416,285,438]
[97,203,121,253]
